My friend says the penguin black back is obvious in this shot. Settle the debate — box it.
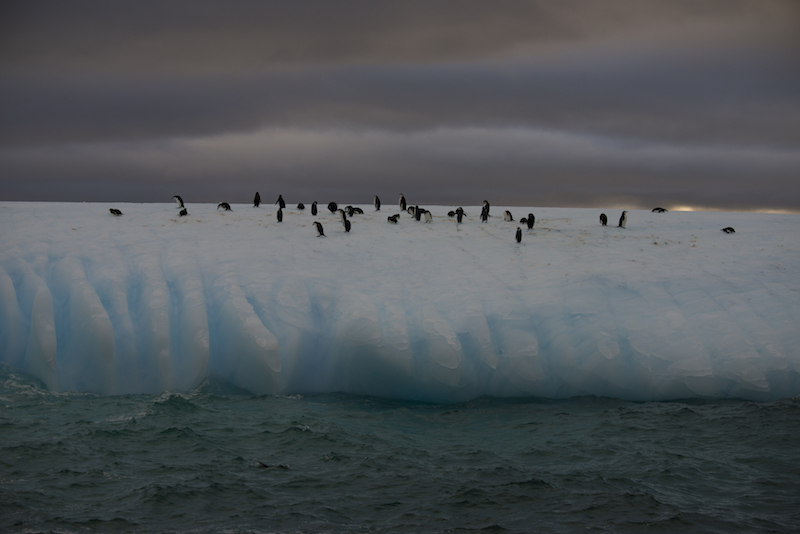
[600,213,607,226]
[515,227,522,243]
[276,195,285,209]
[374,196,381,211]
[253,192,261,207]
[217,202,231,211]
[311,201,318,215]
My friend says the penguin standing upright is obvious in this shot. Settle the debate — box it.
[374,196,381,211]
[618,211,627,228]
[276,209,283,222]
[424,210,432,223]
[328,202,338,213]
[276,195,285,209]
[504,210,513,222]
[253,192,261,207]
[415,206,422,221]
[480,204,488,223]
[343,219,351,233]
[527,213,535,230]
[399,194,407,211]
[515,227,522,243]
[483,200,490,218]
[456,207,464,224]
[600,213,607,226]
[311,201,318,216]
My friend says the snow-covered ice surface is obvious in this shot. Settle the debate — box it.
[1,201,798,402]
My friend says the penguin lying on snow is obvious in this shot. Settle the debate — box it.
[179,208,188,217]
[109,208,123,216]
[217,202,231,211]
[721,227,736,233]
[387,214,399,224]
[652,207,668,213]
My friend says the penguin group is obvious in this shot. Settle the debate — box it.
[116,194,710,245]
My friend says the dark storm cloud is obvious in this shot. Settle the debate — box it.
[1,0,799,210]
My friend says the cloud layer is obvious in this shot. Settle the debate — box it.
[2,1,799,210]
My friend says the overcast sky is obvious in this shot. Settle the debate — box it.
[1,1,798,211]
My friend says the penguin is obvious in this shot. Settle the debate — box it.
[618,211,627,228]
[253,192,261,207]
[179,208,188,217]
[456,207,464,224]
[399,194,407,211]
[374,196,381,211]
[217,202,232,211]
[415,206,422,221]
[519,217,527,225]
[407,206,416,217]
[311,201,318,216]
[599,213,607,226]
[314,221,325,236]
[343,219,351,233]
[276,209,283,222]
[424,210,433,223]
[276,195,285,209]
[504,210,513,222]
[328,201,338,214]
[109,208,122,216]
[721,227,736,233]
[388,214,399,224]
[346,206,355,217]
[297,203,305,210]
[447,210,456,218]
[483,200,490,217]
[172,195,184,208]
[480,204,488,223]
[353,207,364,214]
[337,209,346,222]
[516,227,522,243]
[652,207,668,213]
[527,213,534,230]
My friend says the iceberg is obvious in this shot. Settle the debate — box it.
[1,201,798,402]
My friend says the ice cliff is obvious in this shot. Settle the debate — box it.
[1,202,798,402]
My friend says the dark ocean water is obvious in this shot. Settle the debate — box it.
[2,365,799,534]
